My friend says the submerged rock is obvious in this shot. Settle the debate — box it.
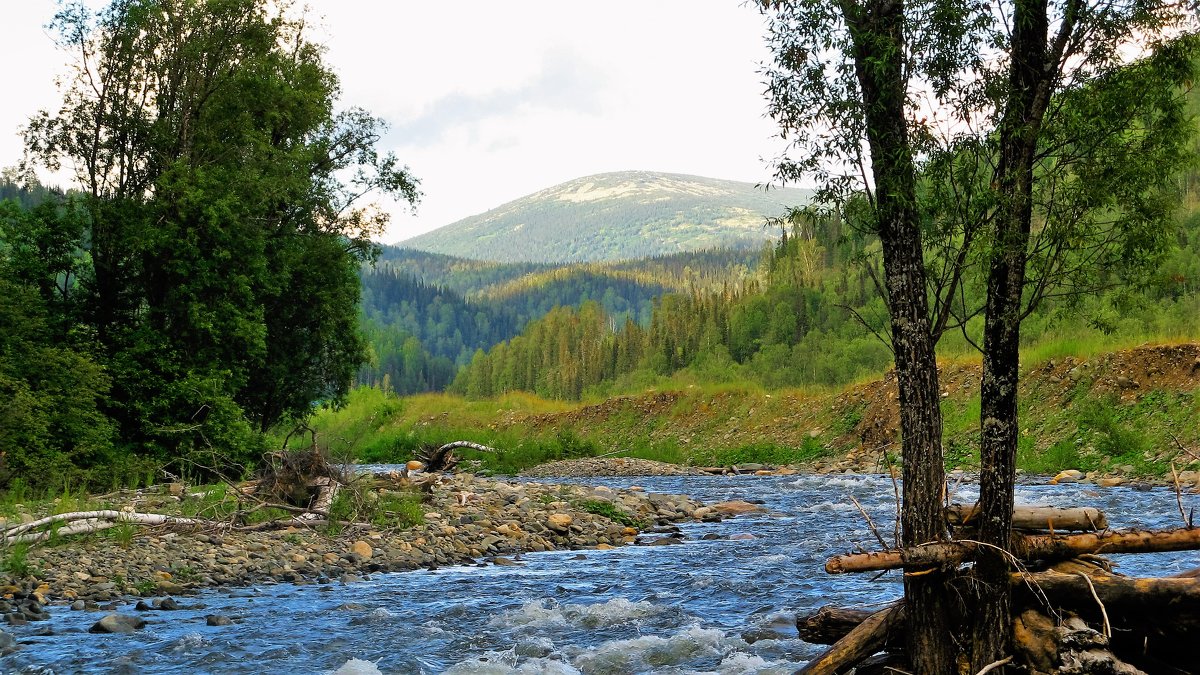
[89,613,146,633]
[0,631,18,655]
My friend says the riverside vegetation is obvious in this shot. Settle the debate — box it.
[308,343,1200,483]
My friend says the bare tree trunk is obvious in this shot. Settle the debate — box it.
[842,2,953,672]
[974,1,1052,669]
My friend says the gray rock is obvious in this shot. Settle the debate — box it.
[70,600,86,611]
[0,630,17,655]
[89,613,147,633]
[205,614,233,626]
[155,597,181,611]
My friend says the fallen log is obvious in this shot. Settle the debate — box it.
[1016,569,1200,670]
[826,527,1200,573]
[295,477,339,522]
[798,604,905,675]
[1,510,214,544]
[825,541,966,573]
[418,441,497,472]
[796,604,895,645]
[1018,527,1200,561]
[947,504,1107,531]
[1014,570,1200,619]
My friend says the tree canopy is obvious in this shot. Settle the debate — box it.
[6,0,419,486]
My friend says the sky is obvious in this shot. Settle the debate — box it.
[0,2,789,244]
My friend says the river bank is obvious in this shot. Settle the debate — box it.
[315,343,1200,480]
[3,458,1190,621]
[0,471,724,630]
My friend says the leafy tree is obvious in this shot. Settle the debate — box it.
[22,0,418,474]
[760,0,1198,669]
[0,199,114,490]
[759,2,959,668]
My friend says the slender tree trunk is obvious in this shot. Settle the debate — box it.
[843,2,954,673]
[973,1,1049,670]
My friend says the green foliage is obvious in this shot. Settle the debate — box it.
[1018,438,1086,476]
[576,500,645,529]
[5,0,419,487]
[1077,399,1158,474]
[323,484,423,532]
[701,438,826,467]
[179,483,239,521]
[1,543,36,579]
[373,493,424,529]
[0,228,114,489]
[108,521,137,549]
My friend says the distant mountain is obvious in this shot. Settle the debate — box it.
[400,171,813,263]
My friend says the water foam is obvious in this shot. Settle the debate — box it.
[715,651,795,674]
[492,597,664,629]
[567,625,727,673]
[330,658,383,675]
[444,653,582,675]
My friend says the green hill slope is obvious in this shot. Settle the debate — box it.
[400,171,813,263]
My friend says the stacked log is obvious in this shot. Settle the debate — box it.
[798,502,1200,674]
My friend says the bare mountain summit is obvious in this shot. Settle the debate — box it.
[400,171,813,263]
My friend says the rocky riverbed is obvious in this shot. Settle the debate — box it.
[0,472,722,636]
[520,457,707,477]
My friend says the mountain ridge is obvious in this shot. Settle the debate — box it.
[400,170,813,263]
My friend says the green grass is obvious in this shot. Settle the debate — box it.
[108,521,138,549]
[372,493,425,529]
[179,483,239,520]
[576,500,646,529]
[699,438,827,467]
[309,335,1200,480]
[1,543,36,579]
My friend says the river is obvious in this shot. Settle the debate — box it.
[4,473,1197,674]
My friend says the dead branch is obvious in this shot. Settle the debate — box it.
[826,527,1200,574]
[798,604,906,675]
[417,441,498,472]
[947,504,1108,531]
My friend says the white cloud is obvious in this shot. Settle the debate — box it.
[0,1,789,244]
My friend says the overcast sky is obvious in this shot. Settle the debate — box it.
[0,2,788,244]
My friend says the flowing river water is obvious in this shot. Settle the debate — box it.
[4,473,1198,674]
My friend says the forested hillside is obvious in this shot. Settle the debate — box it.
[356,246,763,395]
[453,202,1200,400]
[400,171,813,263]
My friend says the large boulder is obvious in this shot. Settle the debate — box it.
[709,500,767,516]
[1050,469,1085,485]
[89,613,146,634]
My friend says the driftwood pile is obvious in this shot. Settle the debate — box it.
[0,442,493,545]
[800,504,1200,674]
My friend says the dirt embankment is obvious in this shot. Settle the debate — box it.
[485,343,1200,475]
